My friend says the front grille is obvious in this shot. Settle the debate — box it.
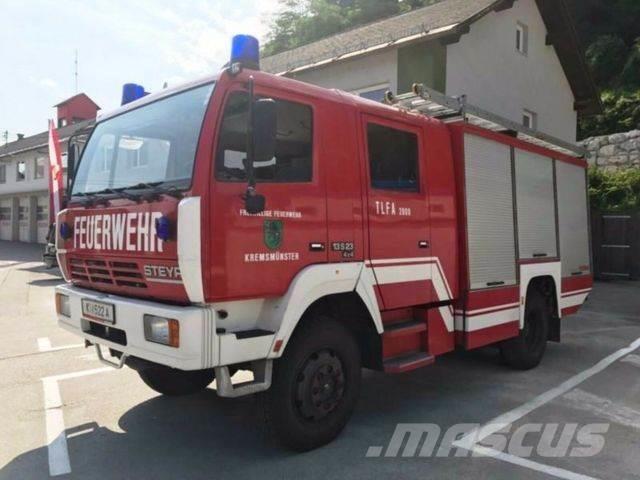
[69,258,147,289]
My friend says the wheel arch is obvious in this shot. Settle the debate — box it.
[267,263,383,367]
[524,274,561,342]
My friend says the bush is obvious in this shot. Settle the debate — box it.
[589,167,640,211]
[579,90,640,139]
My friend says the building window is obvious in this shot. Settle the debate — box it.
[367,123,419,192]
[215,92,313,183]
[34,157,46,179]
[16,161,26,181]
[516,22,529,55]
[354,84,390,103]
[0,164,6,183]
[0,206,10,220]
[523,109,538,129]
[36,205,48,221]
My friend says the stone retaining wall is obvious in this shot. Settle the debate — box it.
[580,129,640,170]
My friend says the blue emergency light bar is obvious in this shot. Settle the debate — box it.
[121,83,149,106]
[230,34,260,70]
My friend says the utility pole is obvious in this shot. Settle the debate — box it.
[74,49,79,93]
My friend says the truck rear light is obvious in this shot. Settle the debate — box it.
[56,294,71,317]
[143,315,179,348]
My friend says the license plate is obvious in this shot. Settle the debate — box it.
[81,299,115,324]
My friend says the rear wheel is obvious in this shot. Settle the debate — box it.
[500,287,550,370]
[138,366,216,396]
[265,315,361,451]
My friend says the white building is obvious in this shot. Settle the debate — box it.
[0,94,97,243]
[262,0,600,144]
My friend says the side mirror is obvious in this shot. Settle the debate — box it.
[244,189,266,214]
[66,143,78,192]
[252,98,277,162]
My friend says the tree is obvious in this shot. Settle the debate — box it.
[262,0,441,56]
[567,0,640,138]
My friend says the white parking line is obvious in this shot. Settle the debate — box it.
[453,336,640,480]
[42,367,113,477]
[37,337,84,353]
[563,389,640,430]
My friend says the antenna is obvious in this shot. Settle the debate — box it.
[74,49,79,93]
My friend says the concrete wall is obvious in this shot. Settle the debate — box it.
[581,130,640,171]
[290,48,399,95]
[446,0,578,143]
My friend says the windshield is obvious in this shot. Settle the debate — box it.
[72,82,214,196]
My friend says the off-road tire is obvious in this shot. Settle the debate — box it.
[264,315,361,451]
[500,287,550,370]
[138,366,216,396]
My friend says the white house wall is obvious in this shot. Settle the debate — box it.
[291,49,398,96]
[446,0,578,142]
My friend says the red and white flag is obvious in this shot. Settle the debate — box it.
[47,119,64,223]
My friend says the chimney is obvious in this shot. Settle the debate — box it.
[17,133,25,140]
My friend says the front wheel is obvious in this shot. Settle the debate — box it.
[265,315,361,451]
[138,366,216,396]
[500,287,550,370]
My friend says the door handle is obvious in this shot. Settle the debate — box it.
[418,240,430,249]
[309,242,325,252]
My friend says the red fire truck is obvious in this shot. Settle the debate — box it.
[55,35,592,451]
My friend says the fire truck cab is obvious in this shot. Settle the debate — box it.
[54,35,592,451]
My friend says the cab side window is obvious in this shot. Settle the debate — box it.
[367,123,419,192]
[216,92,313,182]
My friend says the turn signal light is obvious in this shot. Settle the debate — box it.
[56,293,71,317]
[143,315,179,348]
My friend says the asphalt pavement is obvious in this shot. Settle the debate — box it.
[0,240,639,480]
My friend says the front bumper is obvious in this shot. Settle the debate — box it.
[55,284,219,371]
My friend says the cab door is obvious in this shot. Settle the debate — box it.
[208,86,327,301]
[362,115,432,309]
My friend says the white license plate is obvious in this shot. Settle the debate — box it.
[81,299,115,324]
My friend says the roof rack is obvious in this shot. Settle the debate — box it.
[385,83,585,158]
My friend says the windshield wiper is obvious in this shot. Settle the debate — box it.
[91,187,143,202]
[72,192,108,207]
[124,182,184,199]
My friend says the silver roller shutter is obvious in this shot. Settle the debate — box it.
[515,149,557,259]
[464,134,517,289]
[556,161,591,277]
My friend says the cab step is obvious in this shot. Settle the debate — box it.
[383,351,434,374]
[383,320,426,339]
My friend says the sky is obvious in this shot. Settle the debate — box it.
[0,0,280,142]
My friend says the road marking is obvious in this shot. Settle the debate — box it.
[453,336,640,480]
[42,367,112,477]
[471,445,599,480]
[621,353,640,368]
[562,389,640,430]
[37,337,84,352]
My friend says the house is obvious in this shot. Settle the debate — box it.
[261,0,600,144]
[0,95,97,244]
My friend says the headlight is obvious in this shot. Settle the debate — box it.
[143,315,179,347]
[56,294,71,317]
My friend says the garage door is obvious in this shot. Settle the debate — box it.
[0,199,12,241]
[18,197,30,242]
[36,196,49,244]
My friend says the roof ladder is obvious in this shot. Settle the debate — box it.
[384,83,586,157]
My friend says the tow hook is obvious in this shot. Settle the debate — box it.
[94,344,128,369]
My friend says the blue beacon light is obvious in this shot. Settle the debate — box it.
[155,215,171,242]
[121,83,149,106]
[230,34,260,70]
